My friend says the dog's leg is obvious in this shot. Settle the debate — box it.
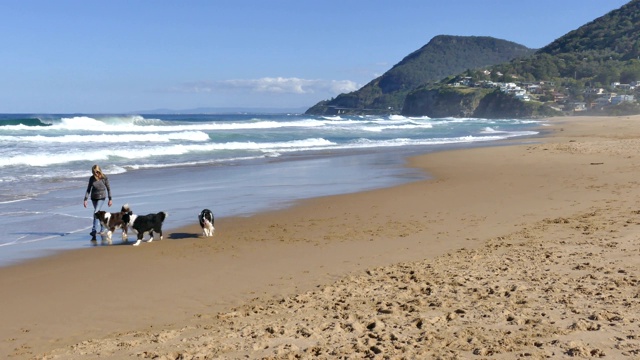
[147,231,154,243]
[132,232,144,246]
[99,232,107,244]
[132,234,143,246]
[204,224,214,237]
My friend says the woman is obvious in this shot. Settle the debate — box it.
[83,164,113,241]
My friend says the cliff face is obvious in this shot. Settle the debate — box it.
[402,88,490,118]
[402,88,561,119]
[473,91,538,118]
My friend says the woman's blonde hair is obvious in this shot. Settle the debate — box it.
[92,164,105,180]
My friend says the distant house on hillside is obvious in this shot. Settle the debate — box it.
[478,80,498,88]
[592,94,615,108]
[552,92,566,103]
[500,83,518,92]
[611,82,634,90]
[569,102,587,111]
[526,84,542,94]
[585,87,605,95]
[611,94,635,105]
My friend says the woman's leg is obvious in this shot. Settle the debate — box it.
[91,199,106,237]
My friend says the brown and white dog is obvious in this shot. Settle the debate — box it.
[95,204,133,244]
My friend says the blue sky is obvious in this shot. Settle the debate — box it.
[0,0,631,114]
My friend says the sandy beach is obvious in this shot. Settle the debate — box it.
[2,115,640,359]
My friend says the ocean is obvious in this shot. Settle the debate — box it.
[0,113,541,267]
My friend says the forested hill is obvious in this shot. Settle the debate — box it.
[489,0,640,84]
[305,35,535,115]
[539,0,640,59]
[401,0,640,119]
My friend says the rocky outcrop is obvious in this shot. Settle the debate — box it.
[402,88,490,118]
[402,88,561,119]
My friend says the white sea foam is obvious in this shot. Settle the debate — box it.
[0,198,31,205]
[0,151,109,167]
[124,155,272,170]
[322,115,344,120]
[0,138,337,167]
[2,115,333,133]
[268,134,525,154]
[362,123,434,132]
[481,127,506,133]
[0,131,210,143]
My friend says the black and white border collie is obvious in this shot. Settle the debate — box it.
[122,211,168,246]
[94,204,133,244]
[198,209,215,237]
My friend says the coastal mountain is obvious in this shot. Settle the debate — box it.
[305,36,535,115]
[402,0,640,118]
[491,0,640,84]
[539,0,640,59]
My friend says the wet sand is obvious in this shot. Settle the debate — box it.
[2,115,640,359]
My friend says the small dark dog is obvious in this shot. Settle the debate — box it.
[198,209,215,237]
[123,211,168,246]
[94,204,133,244]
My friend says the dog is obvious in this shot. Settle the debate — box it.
[198,209,215,237]
[94,204,133,244]
[123,211,168,246]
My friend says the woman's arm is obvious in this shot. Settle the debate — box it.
[105,177,113,206]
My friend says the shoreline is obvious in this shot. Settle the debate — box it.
[4,115,640,358]
[0,145,430,269]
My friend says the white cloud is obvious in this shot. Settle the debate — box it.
[177,77,360,95]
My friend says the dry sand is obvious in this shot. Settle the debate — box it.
[2,115,640,359]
